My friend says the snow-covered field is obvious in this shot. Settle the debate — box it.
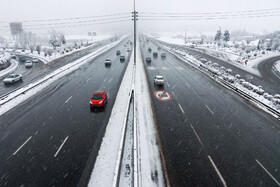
[11,34,114,64]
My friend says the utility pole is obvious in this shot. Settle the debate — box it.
[132,0,138,65]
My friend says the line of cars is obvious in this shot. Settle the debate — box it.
[3,56,40,84]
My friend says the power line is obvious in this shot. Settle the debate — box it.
[139,7,280,15]
[0,12,131,24]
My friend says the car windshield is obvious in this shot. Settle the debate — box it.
[156,77,163,80]
[7,75,15,78]
[92,94,102,100]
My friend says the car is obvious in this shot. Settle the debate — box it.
[161,52,166,58]
[120,55,125,62]
[25,60,33,68]
[105,58,111,66]
[89,91,107,108]
[148,47,152,52]
[154,75,164,86]
[153,52,158,58]
[19,56,27,62]
[32,58,39,63]
[3,74,22,84]
[157,46,161,50]
[10,54,16,59]
[126,48,131,52]
[146,57,151,63]
[116,50,121,55]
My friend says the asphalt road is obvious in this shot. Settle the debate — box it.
[154,39,280,95]
[258,55,280,87]
[0,39,132,186]
[140,39,280,187]
[0,38,115,96]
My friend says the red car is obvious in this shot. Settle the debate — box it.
[89,91,107,108]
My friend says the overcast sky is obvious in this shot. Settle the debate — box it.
[0,0,280,36]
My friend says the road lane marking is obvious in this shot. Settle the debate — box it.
[205,105,214,115]
[64,96,72,104]
[178,104,185,114]
[185,82,190,88]
[86,78,91,82]
[172,85,176,90]
[190,124,203,146]
[172,91,177,100]
[166,82,170,87]
[104,78,107,82]
[256,159,280,186]
[54,136,69,157]
[108,78,113,83]
[13,136,32,156]
[208,156,227,187]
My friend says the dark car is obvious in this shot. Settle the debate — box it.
[153,52,158,58]
[19,56,27,62]
[148,47,152,52]
[116,50,121,55]
[146,57,152,63]
[120,56,125,62]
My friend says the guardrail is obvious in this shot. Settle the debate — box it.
[112,89,134,187]
[153,39,280,119]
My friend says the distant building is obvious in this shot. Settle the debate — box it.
[9,22,23,36]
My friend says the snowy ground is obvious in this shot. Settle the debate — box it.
[0,37,125,116]
[155,35,280,77]
[9,35,113,64]
[274,60,280,72]
[0,59,18,78]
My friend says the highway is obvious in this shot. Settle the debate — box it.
[154,39,280,95]
[140,39,280,186]
[0,37,115,96]
[0,38,132,186]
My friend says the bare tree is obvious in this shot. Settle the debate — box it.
[36,45,41,54]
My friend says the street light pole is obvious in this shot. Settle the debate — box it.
[133,0,137,65]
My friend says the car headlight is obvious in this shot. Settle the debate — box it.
[99,101,103,104]
[90,101,92,104]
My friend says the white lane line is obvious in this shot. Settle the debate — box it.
[172,91,177,100]
[172,85,176,90]
[205,105,214,115]
[166,82,170,87]
[86,78,91,82]
[13,136,32,156]
[104,77,107,82]
[108,78,113,83]
[256,159,280,186]
[185,82,190,88]
[64,96,72,104]
[178,103,185,114]
[54,136,69,157]
[190,124,203,146]
[208,156,227,187]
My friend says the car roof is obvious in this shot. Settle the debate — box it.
[93,91,106,95]
[155,75,164,78]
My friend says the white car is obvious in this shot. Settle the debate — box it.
[25,60,33,68]
[105,58,111,66]
[32,58,39,63]
[3,74,22,84]
[154,75,165,86]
